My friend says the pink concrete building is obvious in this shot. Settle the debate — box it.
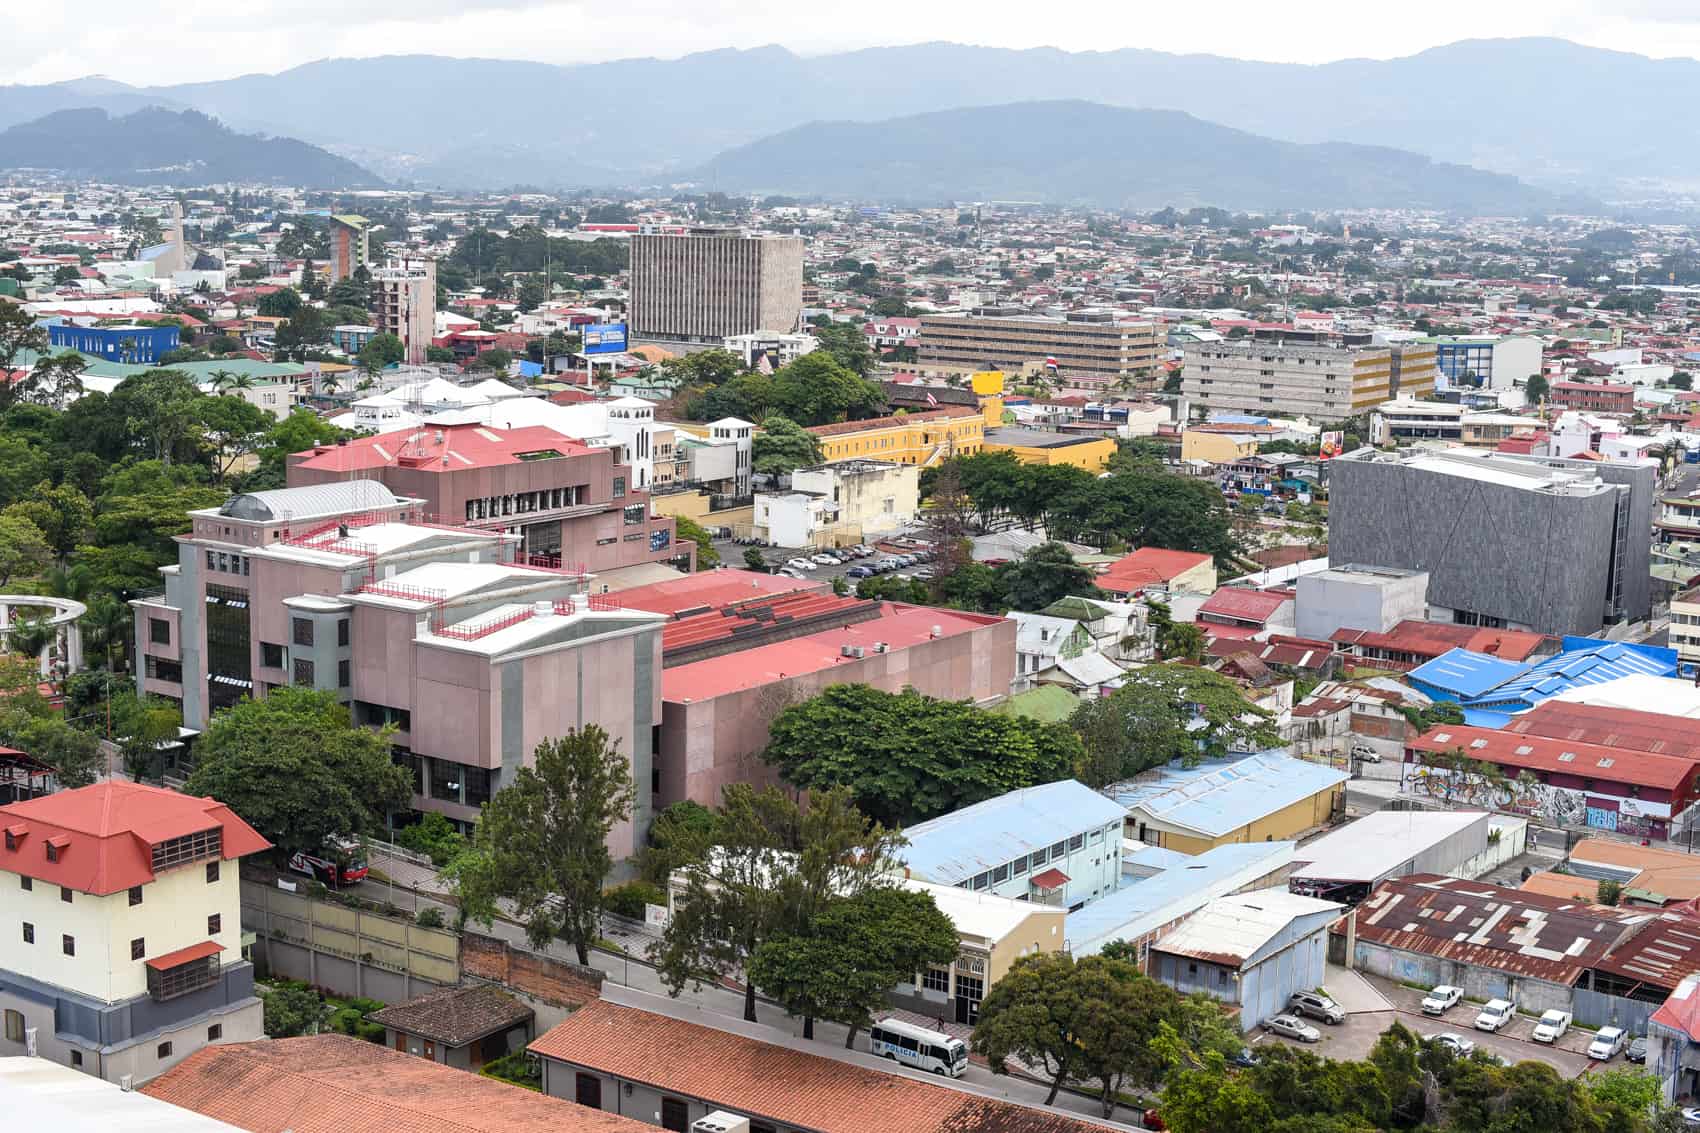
[626,586,1017,809]
[286,421,692,577]
[131,480,665,851]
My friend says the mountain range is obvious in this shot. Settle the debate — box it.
[0,37,1690,198]
[0,107,378,187]
[692,100,1575,214]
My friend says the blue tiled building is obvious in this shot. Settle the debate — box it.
[47,322,179,363]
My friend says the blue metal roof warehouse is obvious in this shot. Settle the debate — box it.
[1408,638,1677,727]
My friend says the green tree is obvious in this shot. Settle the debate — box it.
[742,546,769,571]
[972,952,1139,1107]
[516,277,548,312]
[255,287,304,319]
[1526,374,1551,404]
[274,306,327,362]
[5,482,92,564]
[638,799,720,884]
[449,727,635,964]
[762,684,1083,826]
[195,394,272,484]
[662,348,744,388]
[355,332,405,374]
[394,811,468,867]
[183,687,411,860]
[0,512,49,586]
[767,353,884,426]
[674,515,719,570]
[262,983,328,1037]
[1071,664,1279,787]
[751,415,824,475]
[1159,621,1206,662]
[996,541,1099,611]
[109,690,182,782]
[1597,878,1623,906]
[811,321,876,377]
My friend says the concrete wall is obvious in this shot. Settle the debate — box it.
[1348,940,1574,1017]
[240,879,459,1002]
[1152,931,1328,1031]
[1295,570,1429,640]
[1327,456,1627,636]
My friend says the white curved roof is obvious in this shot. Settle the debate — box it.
[220,479,400,522]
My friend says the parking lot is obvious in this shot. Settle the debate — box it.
[716,537,940,590]
[1251,976,1601,1078]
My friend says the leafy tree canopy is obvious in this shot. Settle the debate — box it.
[1071,663,1279,787]
[762,683,1084,826]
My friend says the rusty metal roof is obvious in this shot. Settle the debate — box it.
[1592,911,1700,992]
[1343,874,1646,987]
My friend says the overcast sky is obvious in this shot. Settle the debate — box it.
[6,0,1699,86]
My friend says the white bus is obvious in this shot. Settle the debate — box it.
[868,1018,969,1077]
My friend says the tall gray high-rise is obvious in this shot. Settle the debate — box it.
[629,227,804,344]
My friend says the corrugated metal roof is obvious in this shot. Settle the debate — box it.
[1346,874,1646,986]
[1152,889,1343,968]
[900,780,1127,884]
[1121,752,1349,839]
[1066,841,1295,956]
[1471,640,1677,708]
[1407,648,1532,699]
[220,478,400,522]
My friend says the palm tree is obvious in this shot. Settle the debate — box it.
[319,373,341,397]
[6,616,54,667]
[207,368,237,393]
[81,595,132,673]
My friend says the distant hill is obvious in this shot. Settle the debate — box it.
[3,38,1698,194]
[0,107,379,187]
[691,101,1574,214]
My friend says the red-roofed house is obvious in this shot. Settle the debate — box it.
[1198,587,1294,631]
[0,781,271,1085]
[287,421,689,574]
[657,601,1015,807]
[1096,547,1217,597]
[1331,619,1550,672]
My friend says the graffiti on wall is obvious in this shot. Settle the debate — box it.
[1406,764,1667,838]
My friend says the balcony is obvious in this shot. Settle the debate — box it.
[145,941,223,1002]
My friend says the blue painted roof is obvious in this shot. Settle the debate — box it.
[899,780,1128,884]
[1067,841,1296,956]
[1124,844,1190,872]
[1407,648,1532,699]
[1118,753,1350,839]
[1469,639,1677,710]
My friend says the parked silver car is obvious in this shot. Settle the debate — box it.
[1264,1014,1322,1043]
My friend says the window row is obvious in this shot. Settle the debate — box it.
[205,550,251,576]
[953,822,1120,892]
[464,485,590,521]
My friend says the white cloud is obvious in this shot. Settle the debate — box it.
[3,0,1698,85]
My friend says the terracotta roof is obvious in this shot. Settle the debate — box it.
[143,1034,647,1133]
[529,999,1110,1133]
[1331,620,1548,664]
[0,781,270,895]
[367,985,534,1047]
[1568,838,1700,902]
[807,406,976,437]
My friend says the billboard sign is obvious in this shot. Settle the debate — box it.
[583,323,628,355]
[1319,431,1344,460]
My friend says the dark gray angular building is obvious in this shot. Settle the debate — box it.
[1326,448,1654,637]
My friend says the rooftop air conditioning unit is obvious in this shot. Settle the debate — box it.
[873,642,889,653]
[692,1114,750,1133]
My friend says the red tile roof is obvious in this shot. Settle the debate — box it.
[0,781,270,895]
[1410,724,1700,791]
[291,423,592,473]
[529,1000,1112,1133]
[144,1033,647,1133]
[662,591,871,653]
[662,602,1007,702]
[1096,547,1211,593]
[613,569,823,617]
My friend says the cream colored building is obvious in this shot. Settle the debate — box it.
[898,879,1065,1025]
[0,781,271,1085]
[1183,339,1437,422]
[1672,584,1700,674]
[791,459,919,540]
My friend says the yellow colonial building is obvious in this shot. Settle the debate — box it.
[808,405,987,465]
[1119,752,1349,856]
